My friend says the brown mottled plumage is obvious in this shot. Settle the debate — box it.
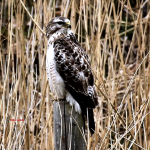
[46,16,98,134]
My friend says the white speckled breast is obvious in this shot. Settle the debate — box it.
[46,31,81,113]
[46,41,66,99]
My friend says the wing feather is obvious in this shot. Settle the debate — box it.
[54,35,98,108]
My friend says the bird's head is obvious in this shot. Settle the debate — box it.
[46,16,71,39]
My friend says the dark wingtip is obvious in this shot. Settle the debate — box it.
[88,108,95,135]
[89,126,95,135]
[81,106,96,135]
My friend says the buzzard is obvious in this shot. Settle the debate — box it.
[46,16,98,134]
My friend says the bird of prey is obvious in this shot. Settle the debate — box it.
[46,16,98,134]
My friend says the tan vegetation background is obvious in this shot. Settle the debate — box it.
[0,0,150,149]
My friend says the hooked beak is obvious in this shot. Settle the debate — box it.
[66,22,71,29]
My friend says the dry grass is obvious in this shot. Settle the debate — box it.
[0,0,150,149]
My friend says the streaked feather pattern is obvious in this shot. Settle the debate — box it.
[46,16,98,134]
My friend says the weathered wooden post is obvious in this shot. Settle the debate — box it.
[53,101,86,150]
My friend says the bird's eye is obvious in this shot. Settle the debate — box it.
[57,22,65,25]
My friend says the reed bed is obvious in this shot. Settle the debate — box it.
[0,0,150,149]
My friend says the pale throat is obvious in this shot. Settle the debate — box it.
[49,28,72,43]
